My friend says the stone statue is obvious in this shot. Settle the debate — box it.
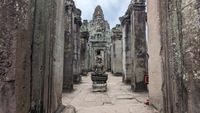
[91,55,108,92]
[94,55,105,74]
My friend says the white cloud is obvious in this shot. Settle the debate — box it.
[74,0,131,28]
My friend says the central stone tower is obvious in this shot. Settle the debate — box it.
[82,5,111,71]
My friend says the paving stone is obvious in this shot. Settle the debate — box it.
[62,73,156,113]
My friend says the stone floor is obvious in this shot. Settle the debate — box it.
[62,72,157,113]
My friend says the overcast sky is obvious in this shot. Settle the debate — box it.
[74,0,131,28]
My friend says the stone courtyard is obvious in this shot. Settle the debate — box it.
[62,73,157,113]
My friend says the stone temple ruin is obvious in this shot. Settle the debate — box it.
[0,0,200,113]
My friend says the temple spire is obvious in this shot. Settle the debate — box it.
[93,5,104,20]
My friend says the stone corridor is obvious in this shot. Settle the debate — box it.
[62,73,157,113]
[1,0,200,113]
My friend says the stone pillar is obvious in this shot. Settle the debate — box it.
[147,0,163,112]
[80,20,89,75]
[0,0,65,113]
[51,0,65,112]
[111,24,123,76]
[73,8,82,83]
[31,0,65,112]
[120,15,132,83]
[63,0,75,90]
[0,1,33,113]
[131,0,148,91]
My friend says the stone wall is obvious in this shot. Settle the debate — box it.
[159,0,200,113]
[0,1,33,113]
[147,0,163,112]
[0,0,65,113]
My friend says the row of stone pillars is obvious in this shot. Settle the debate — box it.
[0,0,88,113]
[111,0,148,91]
[111,0,200,113]
[63,0,83,91]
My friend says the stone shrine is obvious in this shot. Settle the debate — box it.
[83,5,112,71]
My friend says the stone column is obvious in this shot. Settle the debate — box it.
[80,20,89,75]
[73,8,82,83]
[111,24,123,76]
[131,0,148,91]
[51,0,65,112]
[147,0,163,112]
[120,15,132,83]
[0,0,65,113]
[63,0,75,90]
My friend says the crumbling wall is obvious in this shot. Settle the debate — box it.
[160,0,200,113]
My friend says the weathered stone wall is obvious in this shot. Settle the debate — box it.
[0,1,33,113]
[0,0,65,113]
[181,1,200,112]
[159,0,200,113]
[147,0,163,112]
